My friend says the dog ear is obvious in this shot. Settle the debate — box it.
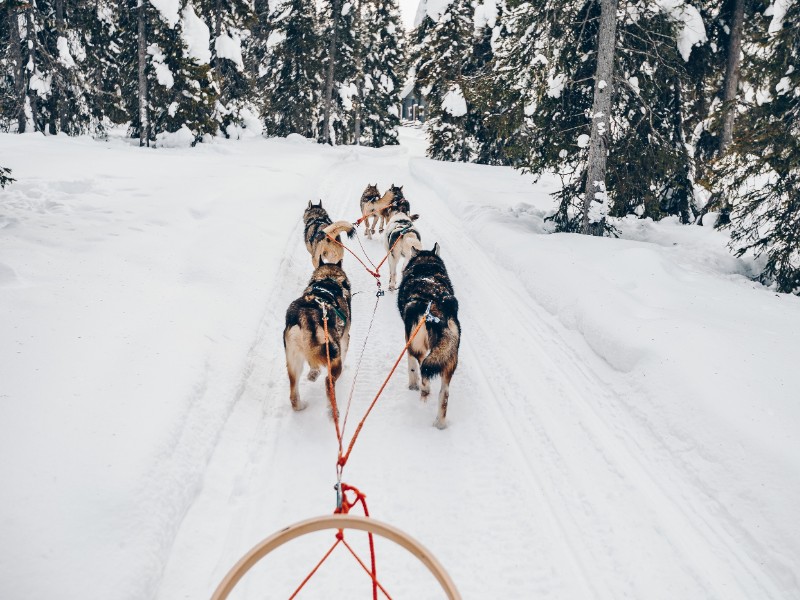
[409,246,420,257]
[334,260,343,268]
[317,200,323,207]
[411,214,420,221]
[308,200,313,208]
[433,242,440,256]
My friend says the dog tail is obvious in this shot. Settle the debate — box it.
[420,297,460,379]
[323,220,355,239]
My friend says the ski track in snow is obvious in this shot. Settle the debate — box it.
[154,146,792,599]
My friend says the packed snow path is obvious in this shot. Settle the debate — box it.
[1,129,798,600]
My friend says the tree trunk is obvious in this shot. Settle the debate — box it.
[25,8,41,132]
[321,0,341,145]
[353,0,363,145]
[137,0,149,147]
[8,3,26,133]
[581,0,618,235]
[54,0,66,134]
[719,0,745,155]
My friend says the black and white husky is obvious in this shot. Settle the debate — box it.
[397,243,460,429]
[303,200,355,268]
[383,198,421,291]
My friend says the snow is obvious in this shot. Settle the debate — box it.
[147,44,174,89]
[577,133,591,147]
[28,70,52,96]
[1,128,799,600]
[546,72,567,98]
[57,36,76,68]
[214,33,244,70]
[181,4,211,64]
[766,0,792,34]
[155,124,195,147]
[150,0,180,27]
[656,0,708,61]
[474,0,498,30]
[413,0,452,26]
[441,85,467,116]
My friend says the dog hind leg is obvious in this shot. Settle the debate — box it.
[285,335,307,411]
[433,364,454,429]
[407,351,421,390]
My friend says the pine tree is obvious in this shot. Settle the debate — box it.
[193,0,255,135]
[260,0,321,138]
[0,165,14,188]
[415,0,475,161]
[495,0,699,232]
[119,0,218,145]
[714,2,800,294]
[358,0,404,147]
[318,0,359,144]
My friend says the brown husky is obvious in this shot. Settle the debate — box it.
[284,263,352,412]
[303,200,355,267]
[359,184,396,239]
[396,243,460,429]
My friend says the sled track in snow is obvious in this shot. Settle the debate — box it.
[156,148,789,600]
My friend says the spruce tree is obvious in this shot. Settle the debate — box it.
[318,0,359,144]
[415,0,475,161]
[119,0,217,145]
[0,165,14,188]
[358,0,404,147]
[193,0,255,135]
[495,0,699,232]
[260,0,321,138]
[714,2,800,294]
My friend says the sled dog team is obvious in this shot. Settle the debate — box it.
[283,184,460,429]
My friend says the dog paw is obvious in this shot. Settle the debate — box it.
[307,369,320,382]
[408,381,419,391]
[388,284,397,291]
[292,400,308,412]
[379,228,384,233]
[433,417,447,430]
[420,390,430,401]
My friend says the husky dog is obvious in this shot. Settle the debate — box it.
[359,183,396,239]
[383,198,421,291]
[397,243,460,429]
[303,200,355,267]
[284,262,352,412]
[376,184,406,235]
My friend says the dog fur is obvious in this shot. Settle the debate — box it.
[396,243,460,429]
[284,262,352,412]
[376,184,406,235]
[383,200,421,291]
[303,200,355,267]
[359,183,399,239]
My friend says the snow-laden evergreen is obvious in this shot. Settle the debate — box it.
[358,0,405,147]
[318,0,360,144]
[414,0,476,161]
[492,0,699,231]
[260,0,322,138]
[714,1,800,294]
[192,0,254,136]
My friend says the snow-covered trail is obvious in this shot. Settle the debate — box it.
[155,135,792,599]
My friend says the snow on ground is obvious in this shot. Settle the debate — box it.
[1,127,799,600]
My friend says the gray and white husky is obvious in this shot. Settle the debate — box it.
[383,197,421,291]
[396,243,460,429]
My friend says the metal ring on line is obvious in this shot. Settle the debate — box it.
[210,514,461,599]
